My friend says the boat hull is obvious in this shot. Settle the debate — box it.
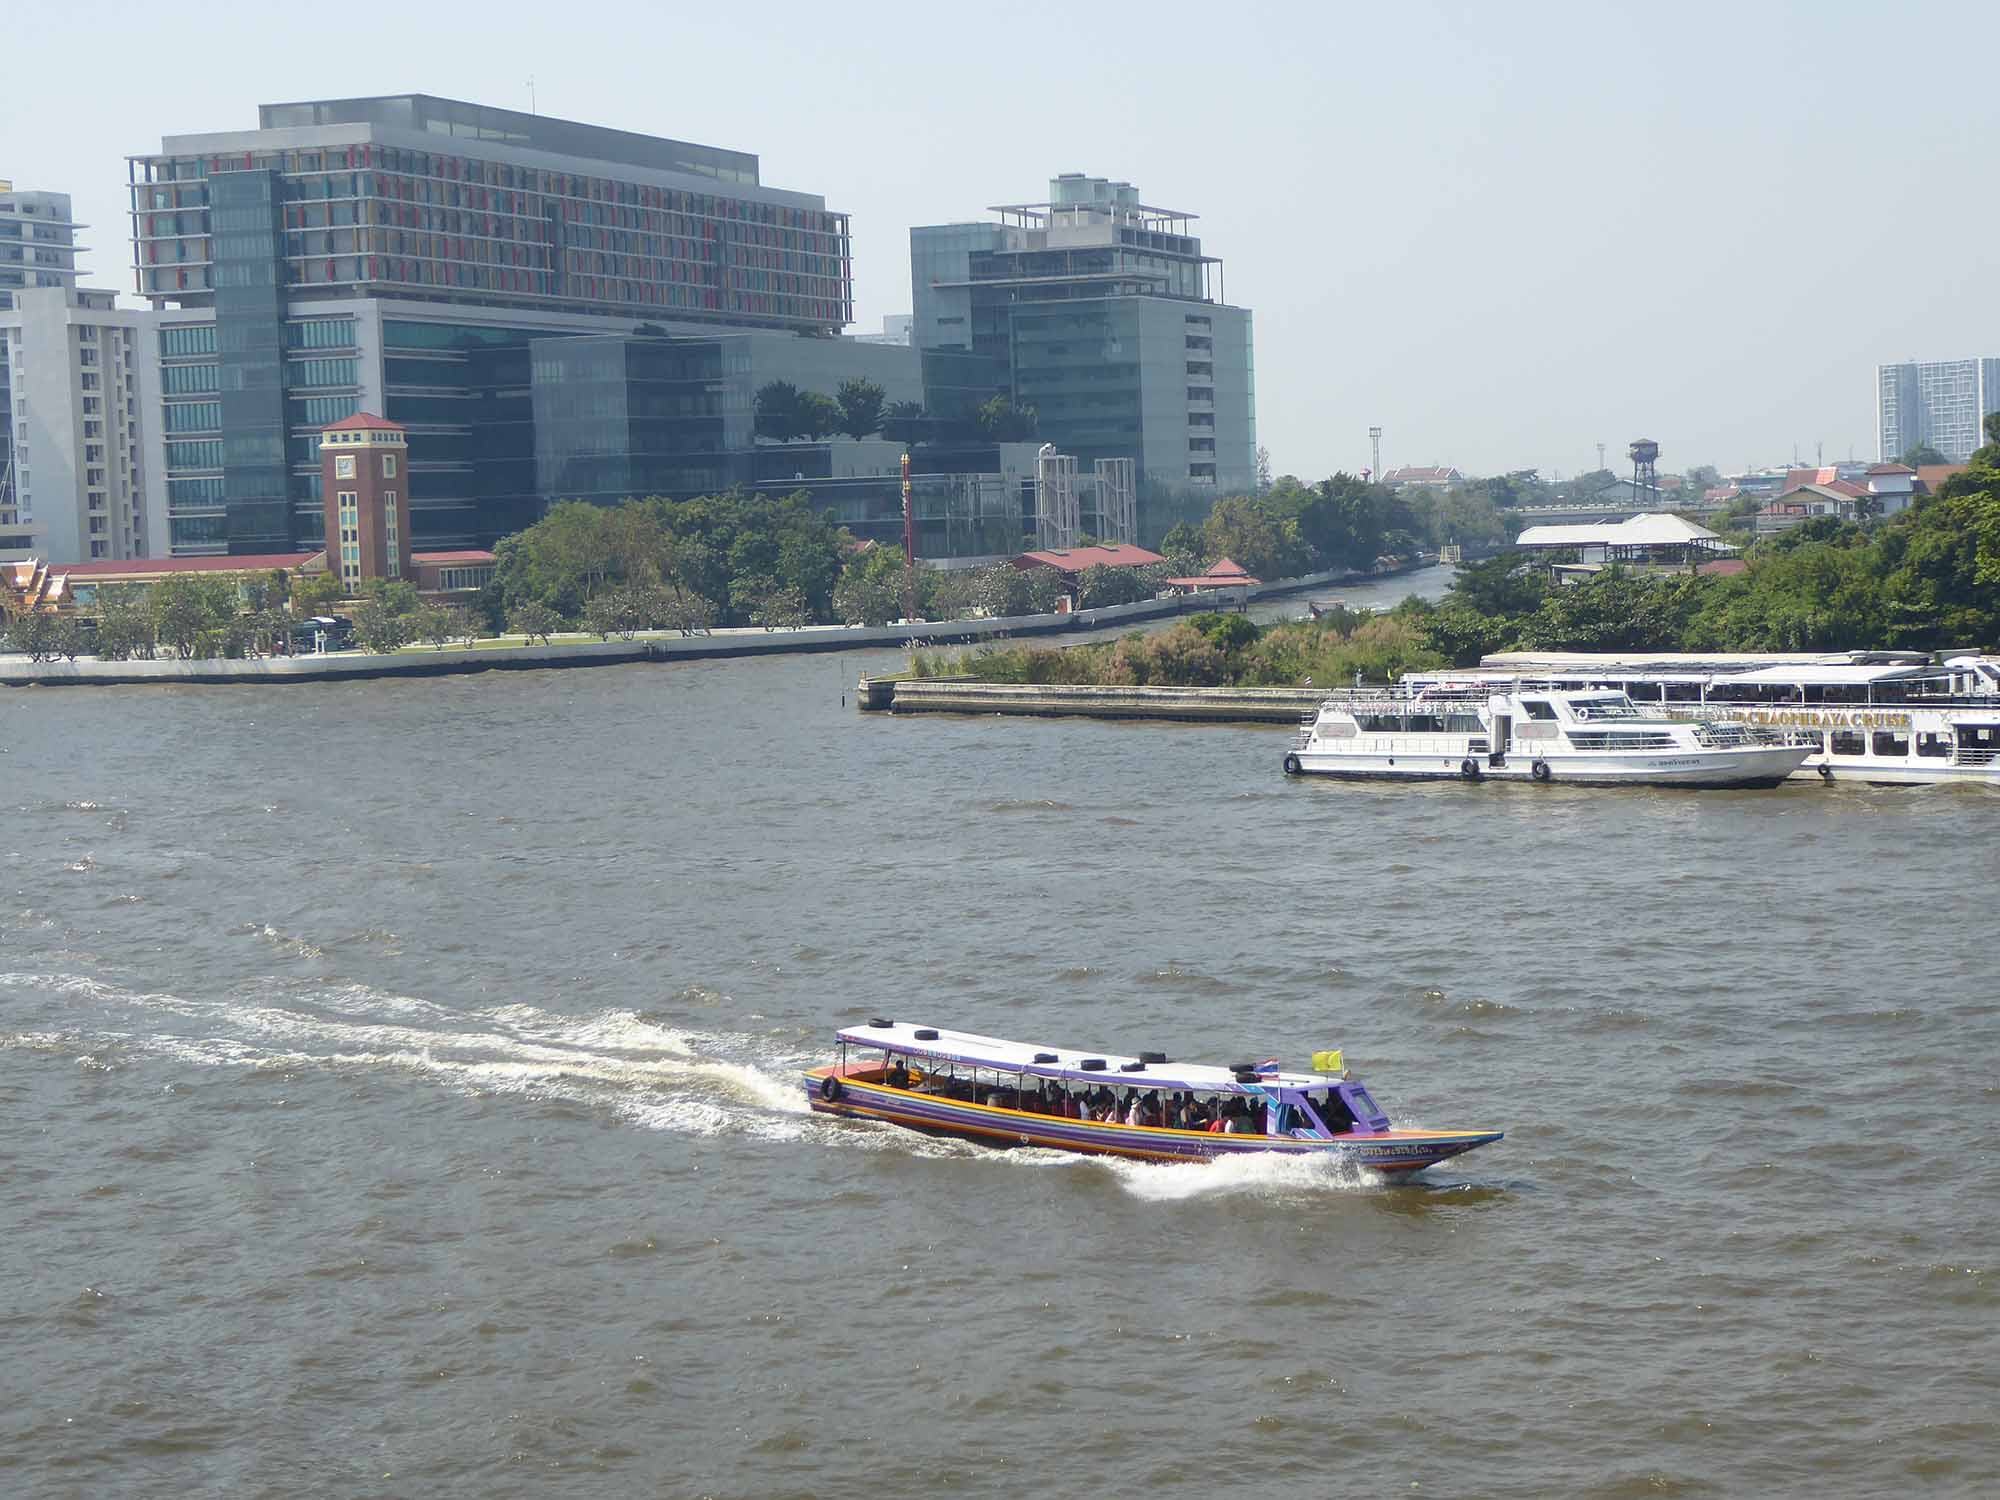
[1289,745,1808,788]
[804,1070,1500,1173]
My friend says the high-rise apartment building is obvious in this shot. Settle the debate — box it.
[911,174,1255,538]
[1877,358,2000,464]
[0,287,159,564]
[0,180,85,310]
[128,95,855,555]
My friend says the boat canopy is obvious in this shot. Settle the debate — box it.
[1711,663,1933,686]
[835,1020,1337,1094]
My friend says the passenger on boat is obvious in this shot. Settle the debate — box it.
[885,1059,911,1090]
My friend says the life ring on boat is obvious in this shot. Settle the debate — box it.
[819,1076,844,1102]
[1574,707,1592,722]
[1459,758,1481,780]
[1283,753,1303,776]
[1531,759,1551,782]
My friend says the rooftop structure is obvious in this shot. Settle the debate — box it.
[129,94,850,333]
[1382,465,1464,490]
[1009,542,1166,575]
[912,174,1254,530]
[1515,512,1733,572]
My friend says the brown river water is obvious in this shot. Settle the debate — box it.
[2,581,1995,1497]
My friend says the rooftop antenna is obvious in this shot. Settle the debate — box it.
[1597,441,1606,472]
[528,76,537,114]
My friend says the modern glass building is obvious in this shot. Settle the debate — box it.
[1877,358,2000,464]
[911,174,1255,540]
[128,95,855,555]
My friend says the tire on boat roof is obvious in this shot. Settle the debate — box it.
[1229,1061,1255,1073]
[1234,1071,1261,1084]
[1032,1051,1059,1064]
[1120,1061,1147,1072]
[1080,1058,1107,1071]
[913,1028,940,1041]
[868,1016,894,1028]
[1139,1051,1169,1064]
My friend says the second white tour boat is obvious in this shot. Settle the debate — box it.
[1283,683,1811,788]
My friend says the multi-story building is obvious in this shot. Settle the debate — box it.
[910,174,1255,539]
[0,287,159,564]
[1877,358,2000,464]
[0,180,85,310]
[127,94,856,556]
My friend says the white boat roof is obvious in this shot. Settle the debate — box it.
[1713,663,1933,685]
[836,1020,1339,1093]
[1478,650,1931,671]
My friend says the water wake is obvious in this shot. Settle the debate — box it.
[0,970,815,1142]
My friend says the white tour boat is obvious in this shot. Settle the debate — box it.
[1283,682,1812,787]
[1407,652,2000,786]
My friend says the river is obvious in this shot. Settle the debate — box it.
[3,643,1994,1497]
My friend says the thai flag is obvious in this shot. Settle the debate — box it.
[1253,1058,1282,1075]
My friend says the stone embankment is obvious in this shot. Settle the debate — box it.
[0,561,1407,689]
[857,678,1325,724]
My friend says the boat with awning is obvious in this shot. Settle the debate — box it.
[804,1020,1501,1173]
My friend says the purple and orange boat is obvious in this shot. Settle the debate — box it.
[805,1020,1501,1173]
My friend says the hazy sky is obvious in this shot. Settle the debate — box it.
[9,0,1998,481]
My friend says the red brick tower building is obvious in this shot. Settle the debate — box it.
[319,414,411,592]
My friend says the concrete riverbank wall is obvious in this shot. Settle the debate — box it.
[0,562,1405,689]
[860,679,1325,724]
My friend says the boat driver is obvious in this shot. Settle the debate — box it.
[885,1057,911,1090]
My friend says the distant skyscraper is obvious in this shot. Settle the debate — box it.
[0,180,85,310]
[910,174,1255,539]
[1877,358,2000,463]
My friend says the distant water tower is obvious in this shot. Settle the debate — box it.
[1629,438,1660,507]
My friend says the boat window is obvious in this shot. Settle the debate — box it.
[1916,732,1951,758]
[1829,729,1867,757]
[1345,1086,1387,1124]
[1871,730,1910,758]
[1521,699,1558,721]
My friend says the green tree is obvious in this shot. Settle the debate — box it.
[975,396,1038,442]
[658,585,717,635]
[291,572,345,618]
[1075,563,1162,608]
[881,401,929,446]
[1901,441,1948,469]
[1201,495,1309,580]
[414,602,463,649]
[92,585,156,661]
[508,601,563,645]
[150,574,237,659]
[5,610,59,661]
[798,391,842,443]
[834,377,887,440]
[832,544,909,626]
[353,597,415,654]
[754,380,805,442]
